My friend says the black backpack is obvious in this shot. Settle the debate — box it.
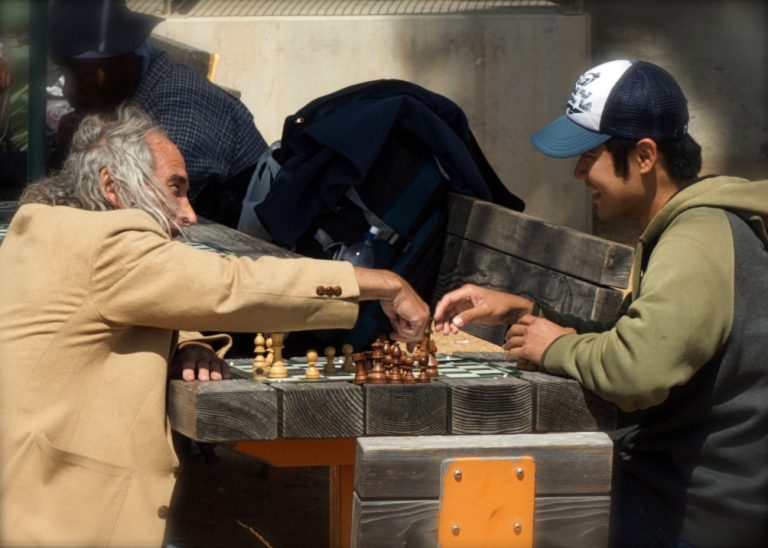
[253,79,524,353]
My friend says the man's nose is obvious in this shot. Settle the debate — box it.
[178,198,197,227]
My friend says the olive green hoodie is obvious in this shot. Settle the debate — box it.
[542,175,768,411]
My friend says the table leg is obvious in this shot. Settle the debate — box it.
[329,464,354,548]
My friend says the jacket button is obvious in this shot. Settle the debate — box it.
[157,505,170,519]
[333,286,342,296]
[316,285,325,296]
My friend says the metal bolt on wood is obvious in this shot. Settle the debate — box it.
[516,467,524,479]
[451,524,461,536]
[514,522,522,534]
[454,469,462,481]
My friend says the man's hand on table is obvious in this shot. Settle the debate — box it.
[169,342,231,381]
[504,314,576,365]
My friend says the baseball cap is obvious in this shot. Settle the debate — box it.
[530,59,689,158]
[48,0,164,60]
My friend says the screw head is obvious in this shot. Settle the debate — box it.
[451,524,461,536]
[516,467,524,479]
[514,522,522,534]
[453,469,462,481]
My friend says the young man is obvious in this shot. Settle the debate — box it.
[435,60,768,547]
[0,106,429,546]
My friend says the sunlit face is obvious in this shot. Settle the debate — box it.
[572,145,646,222]
[146,132,196,236]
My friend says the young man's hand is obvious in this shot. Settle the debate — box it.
[433,284,534,335]
[503,314,576,364]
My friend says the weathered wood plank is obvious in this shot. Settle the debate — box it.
[364,383,448,436]
[351,494,610,548]
[185,217,298,259]
[434,235,626,328]
[168,379,278,442]
[438,377,533,434]
[520,371,617,432]
[355,432,613,499]
[273,382,364,438]
[446,193,633,288]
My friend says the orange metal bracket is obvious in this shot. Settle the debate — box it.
[438,456,536,548]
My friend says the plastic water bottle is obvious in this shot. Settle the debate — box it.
[341,226,379,267]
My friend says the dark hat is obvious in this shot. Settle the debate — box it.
[530,60,689,158]
[48,0,164,59]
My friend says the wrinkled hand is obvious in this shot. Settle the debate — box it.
[433,284,534,335]
[503,314,575,364]
[169,342,231,382]
[380,276,430,342]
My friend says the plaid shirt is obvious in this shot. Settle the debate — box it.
[132,48,268,198]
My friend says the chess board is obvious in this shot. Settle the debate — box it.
[228,354,521,383]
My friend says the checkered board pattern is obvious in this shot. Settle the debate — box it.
[228,354,521,383]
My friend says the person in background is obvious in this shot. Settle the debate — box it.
[435,59,768,547]
[0,105,428,546]
[46,0,268,228]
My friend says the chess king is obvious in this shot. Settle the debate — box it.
[0,106,430,546]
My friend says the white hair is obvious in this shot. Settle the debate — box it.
[21,105,181,236]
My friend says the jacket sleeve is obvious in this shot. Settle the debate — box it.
[541,209,734,412]
[90,212,360,334]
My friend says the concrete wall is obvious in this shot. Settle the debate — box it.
[153,0,768,234]
[153,11,593,231]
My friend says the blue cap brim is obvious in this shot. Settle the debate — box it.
[530,115,612,158]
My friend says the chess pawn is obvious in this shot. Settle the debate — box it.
[267,332,288,379]
[352,352,368,385]
[305,349,320,380]
[416,350,430,383]
[323,346,337,375]
[402,355,417,383]
[252,332,268,380]
[367,339,387,384]
[382,341,393,381]
[342,344,355,373]
[389,343,403,384]
[426,339,439,378]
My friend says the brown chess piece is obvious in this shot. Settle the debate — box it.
[323,346,337,375]
[341,344,355,373]
[352,352,368,385]
[389,343,403,383]
[416,348,430,383]
[367,339,387,384]
[426,339,439,378]
[402,354,417,383]
[382,340,393,381]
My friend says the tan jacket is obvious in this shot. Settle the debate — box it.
[0,204,359,546]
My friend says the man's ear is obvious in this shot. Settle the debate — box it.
[99,167,121,208]
[635,138,659,175]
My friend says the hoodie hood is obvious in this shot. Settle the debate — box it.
[629,175,768,298]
